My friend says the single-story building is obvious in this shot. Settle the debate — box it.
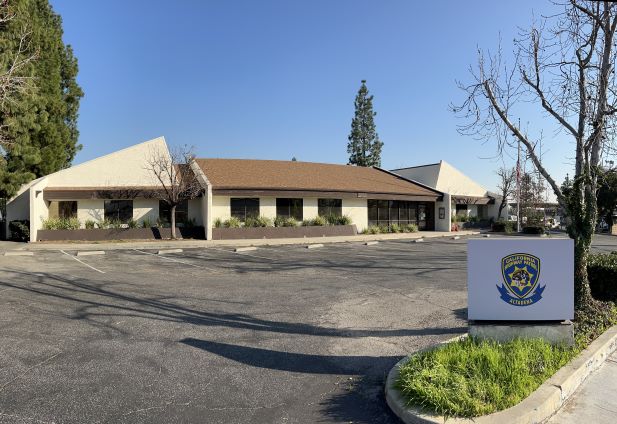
[391,160,501,230]
[5,137,450,241]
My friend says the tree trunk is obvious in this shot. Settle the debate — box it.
[572,235,593,308]
[497,201,506,220]
[171,204,176,239]
[566,181,597,310]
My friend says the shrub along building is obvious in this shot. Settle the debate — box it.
[5,137,449,242]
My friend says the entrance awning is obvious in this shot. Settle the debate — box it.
[451,195,495,205]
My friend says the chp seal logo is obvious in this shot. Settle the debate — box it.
[497,253,545,306]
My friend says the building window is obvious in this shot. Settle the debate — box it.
[159,200,188,225]
[230,198,260,221]
[276,198,303,221]
[318,199,342,217]
[49,201,77,219]
[456,204,468,214]
[367,199,433,230]
[59,201,77,218]
[104,200,133,223]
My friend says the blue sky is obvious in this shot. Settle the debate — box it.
[50,0,571,193]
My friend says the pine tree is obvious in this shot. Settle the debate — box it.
[0,0,82,197]
[347,80,383,167]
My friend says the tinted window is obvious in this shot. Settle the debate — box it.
[230,198,260,221]
[318,199,342,217]
[104,200,133,223]
[58,201,77,219]
[276,198,303,221]
[159,199,189,224]
[366,200,432,229]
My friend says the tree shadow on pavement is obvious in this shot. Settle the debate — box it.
[0,269,466,339]
[180,338,404,423]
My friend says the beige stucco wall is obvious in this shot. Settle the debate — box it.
[212,195,231,223]
[342,198,367,232]
[394,164,441,188]
[5,181,34,239]
[210,195,366,232]
[435,161,488,197]
[133,199,159,224]
[435,193,451,232]
[394,160,489,198]
[45,137,171,188]
[303,198,318,220]
[260,197,276,219]
[29,178,49,242]
[77,199,105,225]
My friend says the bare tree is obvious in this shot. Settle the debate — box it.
[496,167,516,219]
[452,1,617,314]
[144,145,204,239]
[0,2,37,147]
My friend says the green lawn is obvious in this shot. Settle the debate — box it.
[394,337,576,418]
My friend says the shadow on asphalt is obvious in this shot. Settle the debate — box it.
[181,338,404,423]
[181,338,399,375]
[0,269,466,339]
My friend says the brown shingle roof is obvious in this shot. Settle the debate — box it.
[195,159,441,198]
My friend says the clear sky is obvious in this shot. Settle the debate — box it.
[50,0,572,194]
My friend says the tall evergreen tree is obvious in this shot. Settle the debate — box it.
[347,80,382,167]
[0,0,82,198]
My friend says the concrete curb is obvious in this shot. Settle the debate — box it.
[385,325,617,424]
[75,250,105,256]
[234,246,257,252]
[3,251,34,256]
[20,231,483,251]
[157,249,183,255]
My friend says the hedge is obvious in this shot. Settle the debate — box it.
[9,220,30,242]
[522,225,545,234]
[491,220,514,233]
[588,253,617,302]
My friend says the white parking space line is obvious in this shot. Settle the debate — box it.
[132,249,218,272]
[60,250,105,274]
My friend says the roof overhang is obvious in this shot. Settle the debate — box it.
[43,187,165,200]
[212,188,440,202]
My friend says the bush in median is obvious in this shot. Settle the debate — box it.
[588,253,617,302]
[492,220,514,233]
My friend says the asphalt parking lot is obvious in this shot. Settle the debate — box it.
[1,234,615,424]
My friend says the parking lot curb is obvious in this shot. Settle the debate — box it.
[22,231,483,251]
[75,250,105,256]
[3,251,34,256]
[157,249,183,254]
[384,326,617,424]
[305,243,324,249]
[234,246,257,252]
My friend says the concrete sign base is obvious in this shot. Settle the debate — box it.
[469,320,574,346]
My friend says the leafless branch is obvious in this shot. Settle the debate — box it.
[143,145,204,239]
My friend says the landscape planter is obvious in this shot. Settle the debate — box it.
[37,227,205,241]
[212,224,357,240]
[385,326,617,424]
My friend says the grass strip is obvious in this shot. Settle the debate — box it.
[394,337,576,418]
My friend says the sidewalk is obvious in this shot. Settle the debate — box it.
[549,351,617,424]
[8,230,481,251]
